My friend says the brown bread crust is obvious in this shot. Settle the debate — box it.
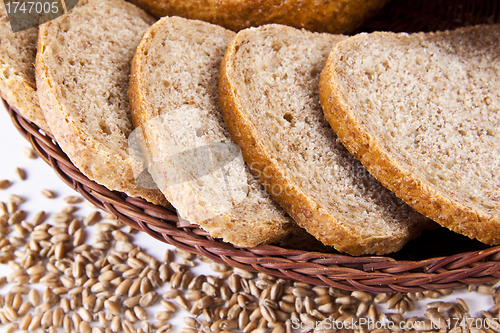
[319,27,500,245]
[128,18,282,246]
[0,6,50,132]
[218,25,432,255]
[128,17,315,247]
[35,0,169,207]
[126,0,388,34]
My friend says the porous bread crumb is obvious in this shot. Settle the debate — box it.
[0,2,49,132]
[39,0,150,148]
[320,25,500,244]
[129,17,316,247]
[35,0,168,207]
[219,25,434,255]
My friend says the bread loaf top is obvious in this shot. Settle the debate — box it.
[219,24,435,255]
[129,17,320,247]
[126,0,388,34]
[319,25,500,244]
[0,3,49,132]
[35,0,168,207]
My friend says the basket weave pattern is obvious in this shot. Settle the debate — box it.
[5,0,500,292]
[6,100,500,293]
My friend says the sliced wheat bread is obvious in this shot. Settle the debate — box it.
[129,17,319,247]
[0,3,49,132]
[126,0,388,34]
[319,25,500,245]
[219,24,436,255]
[35,0,168,206]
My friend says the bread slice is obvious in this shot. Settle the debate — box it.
[219,24,435,255]
[319,25,500,245]
[129,17,319,248]
[0,3,49,132]
[126,0,388,34]
[35,0,168,207]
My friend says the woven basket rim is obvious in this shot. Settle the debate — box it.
[6,99,500,293]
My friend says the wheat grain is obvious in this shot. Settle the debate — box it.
[123,296,141,309]
[19,312,32,329]
[1,189,497,333]
[22,147,37,159]
[0,179,11,190]
[41,189,56,198]
[14,168,26,181]
[63,196,83,204]
[5,322,18,333]
[17,301,32,317]
[84,211,101,226]
[41,309,53,328]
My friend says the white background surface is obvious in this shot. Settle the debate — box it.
[0,101,497,331]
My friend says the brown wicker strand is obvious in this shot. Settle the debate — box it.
[5,80,500,293]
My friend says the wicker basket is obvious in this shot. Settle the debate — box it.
[5,0,500,293]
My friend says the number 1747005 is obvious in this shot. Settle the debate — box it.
[4,1,60,14]
[446,317,499,330]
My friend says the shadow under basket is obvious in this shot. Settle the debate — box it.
[6,0,500,293]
